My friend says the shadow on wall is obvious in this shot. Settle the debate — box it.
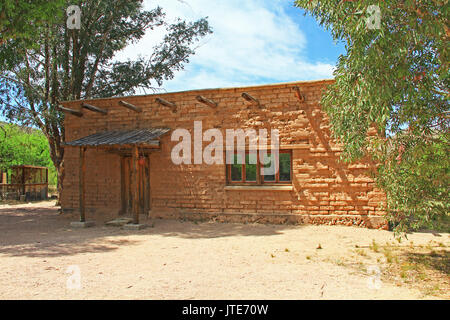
[292,104,377,211]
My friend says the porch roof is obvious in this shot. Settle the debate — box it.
[64,128,170,147]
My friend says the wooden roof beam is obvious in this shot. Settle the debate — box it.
[196,95,218,108]
[57,105,83,117]
[241,92,260,106]
[292,86,305,102]
[155,97,176,112]
[81,103,108,115]
[118,100,142,113]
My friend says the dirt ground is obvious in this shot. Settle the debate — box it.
[0,201,448,300]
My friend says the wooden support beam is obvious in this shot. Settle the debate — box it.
[131,146,139,224]
[292,86,305,102]
[155,97,176,112]
[144,157,150,216]
[79,147,86,222]
[196,95,218,108]
[120,156,126,215]
[81,103,108,115]
[57,105,83,117]
[21,167,25,195]
[241,92,260,105]
[118,100,142,113]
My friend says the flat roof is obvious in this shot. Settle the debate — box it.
[60,78,334,105]
[64,128,170,147]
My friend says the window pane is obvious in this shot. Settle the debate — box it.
[230,154,243,181]
[245,153,257,182]
[262,153,275,182]
[279,153,291,181]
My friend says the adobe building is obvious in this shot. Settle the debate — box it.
[60,79,387,229]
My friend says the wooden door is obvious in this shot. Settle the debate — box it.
[121,155,150,216]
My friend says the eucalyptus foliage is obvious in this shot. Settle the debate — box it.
[0,0,211,200]
[0,0,65,45]
[295,0,449,232]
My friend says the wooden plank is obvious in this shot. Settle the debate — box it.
[45,168,48,199]
[119,100,142,113]
[21,167,25,195]
[57,105,83,117]
[120,156,126,215]
[131,146,139,224]
[241,92,260,105]
[81,103,108,115]
[292,86,305,102]
[196,95,218,108]
[144,156,150,215]
[125,157,131,214]
[138,159,143,215]
[79,147,86,222]
[155,97,177,112]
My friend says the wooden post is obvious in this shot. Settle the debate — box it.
[45,168,48,200]
[79,147,86,222]
[144,156,150,215]
[120,156,126,215]
[21,167,25,196]
[131,145,139,224]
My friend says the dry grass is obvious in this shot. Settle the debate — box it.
[331,239,449,299]
[381,244,449,298]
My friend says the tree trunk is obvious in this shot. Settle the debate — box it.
[46,133,65,207]
[55,160,65,206]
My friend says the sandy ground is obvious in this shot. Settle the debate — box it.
[0,201,448,300]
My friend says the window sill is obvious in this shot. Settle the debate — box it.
[224,185,293,191]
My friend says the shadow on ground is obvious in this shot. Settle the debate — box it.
[0,203,299,258]
[405,250,450,276]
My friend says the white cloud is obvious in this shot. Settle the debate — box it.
[114,0,334,92]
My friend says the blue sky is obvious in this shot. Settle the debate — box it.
[1,1,346,123]
[114,0,346,93]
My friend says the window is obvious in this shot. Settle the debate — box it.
[227,150,292,185]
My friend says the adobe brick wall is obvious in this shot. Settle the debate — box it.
[61,79,387,229]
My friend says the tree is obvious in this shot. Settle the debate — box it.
[295,0,449,233]
[0,122,57,185]
[0,0,212,203]
[0,0,65,44]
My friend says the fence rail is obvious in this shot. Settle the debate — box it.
[0,183,48,201]
[0,166,49,201]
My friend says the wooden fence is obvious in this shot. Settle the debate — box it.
[0,165,48,201]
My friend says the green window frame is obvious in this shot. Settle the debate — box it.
[227,150,292,185]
